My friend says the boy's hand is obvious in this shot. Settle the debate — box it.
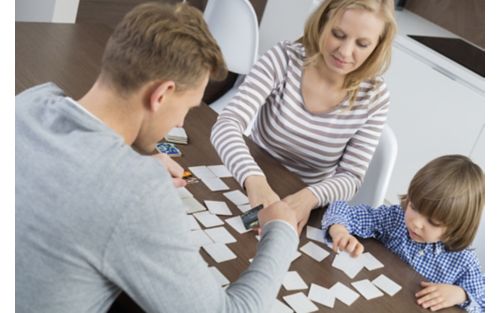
[152,153,186,188]
[328,224,364,257]
[416,281,467,311]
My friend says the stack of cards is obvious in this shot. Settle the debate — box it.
[156,142,182,157]
[165,127,188,144]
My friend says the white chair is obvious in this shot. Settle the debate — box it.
[203,0,259,113]
[349,125,398,207]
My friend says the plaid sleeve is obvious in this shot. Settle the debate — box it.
[456,253,485,313]
[321,201,401,242]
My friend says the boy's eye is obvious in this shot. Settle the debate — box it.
[427,218,441,227]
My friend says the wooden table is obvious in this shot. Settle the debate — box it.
[16,22,463,313]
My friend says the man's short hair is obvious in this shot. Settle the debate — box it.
[101,2,227,93]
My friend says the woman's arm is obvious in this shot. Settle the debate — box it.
[210,42,291,206]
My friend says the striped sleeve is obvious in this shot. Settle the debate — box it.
[211,42,290,186]
[307,80,390,206]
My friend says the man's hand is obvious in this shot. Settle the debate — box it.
[416,282,467,311]
[244,175,280,208]
[282,188,318,235]
[328,224,364,257]
[258,201,298,235]
[152,153,186,188]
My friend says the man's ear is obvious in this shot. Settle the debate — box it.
[150,80,176,112]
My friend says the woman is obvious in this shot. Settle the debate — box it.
[211,0,397,232]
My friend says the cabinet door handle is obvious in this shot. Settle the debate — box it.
[431,66,458,81]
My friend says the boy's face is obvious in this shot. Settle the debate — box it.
[404,202,447,244]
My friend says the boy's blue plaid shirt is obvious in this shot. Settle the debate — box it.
[321,201,484,313]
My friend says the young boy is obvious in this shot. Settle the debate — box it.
[322,154,484,312]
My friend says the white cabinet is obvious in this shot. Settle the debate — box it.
[384,36,485,204]
[16,0,79,23]
[383,35,485,270]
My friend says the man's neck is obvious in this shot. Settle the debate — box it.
[77,79,145,145]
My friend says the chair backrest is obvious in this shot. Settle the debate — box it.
[349,125,398,207]
[203,0,259,75]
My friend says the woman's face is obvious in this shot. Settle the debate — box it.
[320,8,385,77]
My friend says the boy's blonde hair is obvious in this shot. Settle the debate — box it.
[101,2,227,94]
[303,0,396,108]
[400,155,485,251]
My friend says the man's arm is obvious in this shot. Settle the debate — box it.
[102,181,298,313]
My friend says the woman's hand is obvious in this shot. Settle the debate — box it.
[258,201,298,236]
[328,224,364,257]
[282,188,318,235]
[152,153,186,188]
[416,282,467,311]
[244,175,280,208]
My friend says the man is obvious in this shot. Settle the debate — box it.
[16,3,299,313]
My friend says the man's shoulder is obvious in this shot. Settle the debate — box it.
[16,82,64,101]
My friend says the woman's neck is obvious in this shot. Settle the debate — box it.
[312,57,345,90]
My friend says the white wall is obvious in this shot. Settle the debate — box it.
[258,0,321,55]
[52,0,80,23]
[15,0,79,23]
[16,0,56,22]
[470,126,485,272]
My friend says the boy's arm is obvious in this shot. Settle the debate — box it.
[321,201,400,242]
[455,257,485,313]
[416,254,484,313]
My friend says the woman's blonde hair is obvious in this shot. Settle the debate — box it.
[303,0,396,107]
[400,155,485,251]
[101,2,227,94]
